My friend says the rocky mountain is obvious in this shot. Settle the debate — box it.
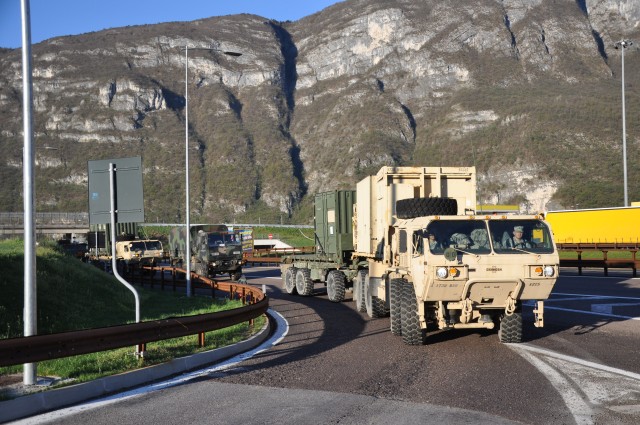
[1,0,639,223]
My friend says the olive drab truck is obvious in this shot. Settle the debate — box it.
[281,166,559,345]
[169,225,244,280]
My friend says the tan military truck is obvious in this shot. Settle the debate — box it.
[114,239,164,271]
[282,166,559,345]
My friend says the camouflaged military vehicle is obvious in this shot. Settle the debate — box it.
[169,225,244,280]
[281,166,559,345]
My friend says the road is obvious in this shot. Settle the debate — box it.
[18,267,640,425]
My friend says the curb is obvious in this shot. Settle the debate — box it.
[0,316,271,424]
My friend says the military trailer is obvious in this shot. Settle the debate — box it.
[281,166,559,345]
[169,225,244,280]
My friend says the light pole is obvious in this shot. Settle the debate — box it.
[614,39,633,207]
[184,45,241,297]
[20,0,37,386]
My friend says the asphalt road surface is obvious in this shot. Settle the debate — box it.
[19,266,640,425]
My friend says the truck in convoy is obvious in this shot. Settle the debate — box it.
[114,239,164,271]
[169,224,244,280]
[281,166,559,345]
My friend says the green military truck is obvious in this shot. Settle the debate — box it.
[169,224,244,280]
[281,166,559,345]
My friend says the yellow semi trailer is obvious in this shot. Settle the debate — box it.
[545,207,640,244]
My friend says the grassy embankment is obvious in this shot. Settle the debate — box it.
[0,239,264,393]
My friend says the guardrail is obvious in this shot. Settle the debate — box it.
[559,244,640,277]
[0,267,267,367]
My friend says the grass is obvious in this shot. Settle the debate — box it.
[0,238,264,395]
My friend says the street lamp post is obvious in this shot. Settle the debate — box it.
[184,45,241,297]
[20,0,37,386]
[614,39,633,207]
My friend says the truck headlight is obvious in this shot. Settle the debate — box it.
[436,267,448,279]
[233,251,241,255]
[543,266,555,277]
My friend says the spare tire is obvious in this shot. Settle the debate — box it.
[396,197,458,219]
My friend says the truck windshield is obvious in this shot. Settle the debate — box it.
[145,241,162,251]
[207,233,238,247]
[425,221,491,254]
[129,242,146,251]
[425,219,555,255]
[488,219,555,254]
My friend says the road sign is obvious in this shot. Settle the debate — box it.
[88,157,144,225]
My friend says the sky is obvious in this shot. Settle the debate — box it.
[0,0,343,49]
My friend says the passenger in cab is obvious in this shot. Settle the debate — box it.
[504,225,532,249]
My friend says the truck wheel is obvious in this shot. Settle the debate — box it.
[327,270,346,302]
[295,268,314,296]
[390,278,406,336]
[230,270,242,281]
[396,197,458,219]
[284,267,297,295]
[498,309,523,343]
[401,282,426,345]
[365,275,388,318]
[353,270,367,312]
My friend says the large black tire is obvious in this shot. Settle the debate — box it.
[353,270,367,312]
[498,309,523,343]
[396,197,458,219]
[327,270,346,302]
[389,278,406,336]
[295,268,314,296]
[364,275,388,318]
[283,267,297,295]
[401,282,426,345]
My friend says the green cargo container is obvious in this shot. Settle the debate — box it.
[314,190,356,264]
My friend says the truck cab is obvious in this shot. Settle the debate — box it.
[115,239,164,269]
[388,214,558,344]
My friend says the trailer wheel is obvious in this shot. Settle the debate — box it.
[284,267,297,295]
[498,308,523,343]
[401,282,426,345]
[327,270,346,302]
[364,275,388,318]
[353,270,367,312]
[390,278,406,336]
[396,197,458,219]
[295,268,314,296]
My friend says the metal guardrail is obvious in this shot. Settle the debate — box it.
[559,245,640,276]
[0,267,267,367]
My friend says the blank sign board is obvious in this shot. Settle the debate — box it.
[88,156,144,225]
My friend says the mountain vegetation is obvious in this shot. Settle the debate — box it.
[0,0,639,223]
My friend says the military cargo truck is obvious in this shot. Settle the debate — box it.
[169,225,244,280]
[281,166,559,345]
[115,239,164,269]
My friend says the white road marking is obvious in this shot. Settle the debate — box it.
[14,309,290,425]
[511,344,640,422]
[515,349,595,425]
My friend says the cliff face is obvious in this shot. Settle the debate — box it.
[0,0,639,222]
